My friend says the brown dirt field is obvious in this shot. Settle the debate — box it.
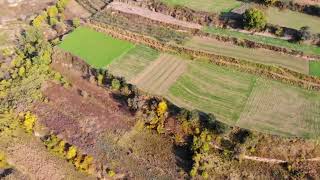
[0,129,92,180]
[107,2,202,30]
[33,62,135,156]
[130,54,187,95]
[64,0,91,20]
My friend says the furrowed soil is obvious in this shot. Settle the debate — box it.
[130,53,187,95]
[185,36,310,75]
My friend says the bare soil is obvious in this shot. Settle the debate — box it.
[33,61,135,156]
[107,1,202,30]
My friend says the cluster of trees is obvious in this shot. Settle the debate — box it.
[43,134,94,173]
[32,0,78,34]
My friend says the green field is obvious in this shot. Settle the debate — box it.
[204,26,320,56]
[108,45,159,81]
[185,36,310,74]
[59,27,135,68]
[161,0,242,13]
[309,61,320,77]
[266,7,320,34]
[110,50,320,138]
[167,61,256,125]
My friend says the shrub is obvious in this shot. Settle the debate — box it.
[107,170,116,177]
[111,79,121,90]
[262,0,277,6]
[47,6,59,18]
[23,111,37,133]
[243,8,267,31]
[296,26,312,42]
[66,146,77,160]
[18,67,26,77]
[157,101,167,117]
[49,17,59,26]
[97,74,104,86]
[72,18,81,28]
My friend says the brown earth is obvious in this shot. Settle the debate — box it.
[33,61,135,155]
[107,1,202,30]
[0,129,92,180]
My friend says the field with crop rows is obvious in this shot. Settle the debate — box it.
[266,7,320,34]
[108,45,159,81]
[167,61,256,125]
[59,26,135,68]
[161,0,242,13]
[237,78,320,138]
[130,54,187,95]
[185,36,310,74]
[110,50,320,137]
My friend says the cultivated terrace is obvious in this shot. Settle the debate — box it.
[0,0,320,179]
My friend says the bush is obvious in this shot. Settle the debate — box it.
[111,79,121,90]
[262,0,277,6]
[66,146,77,160]
[243,8,267,31]
[47,6,59,18]
[296,26,312,42]
[72,18,81,28]
[49,17,59,26]
[23,111,37,133]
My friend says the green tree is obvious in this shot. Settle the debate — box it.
[243,8,267,30]
[47,6,59,18]
[111,79,121,90]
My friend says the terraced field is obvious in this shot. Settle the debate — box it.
[185,36,310,74]
[161,0,242,13]
[167,61,256,125]
[130,54,187,95]
[237,78,320,138]
[110,50,320,137]
[108,45,159,81]
[266,7,320,34]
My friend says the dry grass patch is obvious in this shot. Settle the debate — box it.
[237,78,320,138]
[167,61,256,125]
[185,36,310,74]
[108,45,159,81]
[130,54,187,95]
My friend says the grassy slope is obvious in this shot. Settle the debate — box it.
[167,61,256,125]
[59,26,135,68]
[108,45,159,81]
[161,0,242,13]
[266,7,320,34]
[204,26,320,56]
[237,78,320,138]
[185,36,310,74]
